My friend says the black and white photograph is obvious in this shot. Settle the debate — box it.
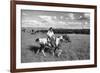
[21,10,90,63]
[11,1,97,72]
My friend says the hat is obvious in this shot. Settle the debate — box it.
[49,27,53,30]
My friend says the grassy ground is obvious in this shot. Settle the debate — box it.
[21,29,90,63]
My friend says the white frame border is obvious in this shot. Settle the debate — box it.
[16,4,95,69]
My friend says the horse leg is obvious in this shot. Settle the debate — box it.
[36,49,40,55]
[52,50,55,56]
[57,49,62,57]
[42,47,46,56]
[42,49,46,56]
[52,47,56,56]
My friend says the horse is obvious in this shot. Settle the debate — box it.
[35,37,51,56]
[52,35,65,56]
[35,36,60,56]
[35,35,71,57]
[54,35,71,57]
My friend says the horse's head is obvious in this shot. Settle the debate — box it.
[35,38,39,42]
[58,36,64,42]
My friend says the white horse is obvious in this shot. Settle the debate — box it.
[54,35,71,56]
[35,36,61,56]
[55,36,64,46]
[35,38,51,56]
[53,36,64,56]
[35,35,71,57]
[35,38,48,45]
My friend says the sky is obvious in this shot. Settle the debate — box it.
[21,10,90,29]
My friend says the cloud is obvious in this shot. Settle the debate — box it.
[39,15,53,21]
[22,14,89,29]
[38,15,58,27]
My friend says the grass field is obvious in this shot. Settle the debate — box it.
[21,28,90,63]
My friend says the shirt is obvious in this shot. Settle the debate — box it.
[47,31,54,38]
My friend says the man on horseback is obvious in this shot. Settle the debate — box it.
[46,27,56,49]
